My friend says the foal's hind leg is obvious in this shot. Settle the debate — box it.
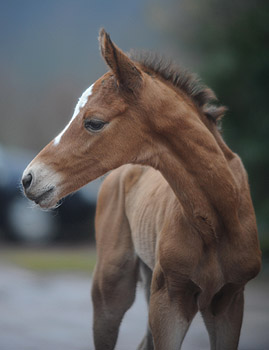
[201,284,244,350]
[138,261,154,350]
[91,174,138,350]
[92,254,138,350]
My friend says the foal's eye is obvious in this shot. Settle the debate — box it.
[84,119,107,132]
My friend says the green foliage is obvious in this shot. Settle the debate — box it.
[151,0,269,246]
[191,1,269,222]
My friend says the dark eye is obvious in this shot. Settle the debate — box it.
[84,119,107,132]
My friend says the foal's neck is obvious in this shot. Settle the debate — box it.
[150,97,240,236]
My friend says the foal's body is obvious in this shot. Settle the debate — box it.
[22,29,261,349]
[93,156,257,349]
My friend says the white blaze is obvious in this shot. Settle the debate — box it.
[54,83,94,145]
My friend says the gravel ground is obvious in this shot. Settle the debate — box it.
[0,263,268,350]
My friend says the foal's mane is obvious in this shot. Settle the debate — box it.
[129,50,227,124]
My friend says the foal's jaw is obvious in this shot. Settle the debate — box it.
[22,161,62,208]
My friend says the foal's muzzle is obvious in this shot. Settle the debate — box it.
[22,162,61,208]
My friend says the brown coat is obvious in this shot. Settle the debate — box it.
[22,29,261,350]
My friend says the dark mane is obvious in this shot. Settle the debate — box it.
[129,50,227,124]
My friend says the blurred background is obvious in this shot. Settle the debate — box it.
[0,1,268,349]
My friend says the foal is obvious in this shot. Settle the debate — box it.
[22,29,261,350]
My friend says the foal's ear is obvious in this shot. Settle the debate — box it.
[99,28,142,92]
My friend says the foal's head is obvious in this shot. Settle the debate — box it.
[22,29,223,208]
[22,30,153,207]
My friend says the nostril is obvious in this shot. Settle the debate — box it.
[22,173,33,191]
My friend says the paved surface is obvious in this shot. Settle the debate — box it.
[0,264,268,350]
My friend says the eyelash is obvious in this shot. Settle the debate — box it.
[84,119,107,132]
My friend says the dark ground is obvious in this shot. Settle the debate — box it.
[0,250,268,350]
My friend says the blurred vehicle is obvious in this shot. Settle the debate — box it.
[0,145,103,244]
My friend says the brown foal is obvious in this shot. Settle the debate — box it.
[22,29,261,350]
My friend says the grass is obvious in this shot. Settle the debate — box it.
[0,246,97,273]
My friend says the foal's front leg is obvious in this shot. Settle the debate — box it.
[149,264,198,350]
[201,284,244,350]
